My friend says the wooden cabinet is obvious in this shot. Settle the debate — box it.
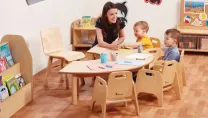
[71,18,97,51]
[177,0,208,52]
[0,35,33,118]
[177,27,208,52]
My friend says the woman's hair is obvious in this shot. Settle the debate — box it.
[134,21,149,33]
[101,1,120,39]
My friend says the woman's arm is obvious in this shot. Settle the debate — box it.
[96,28,118,50]
[113,29,125,45]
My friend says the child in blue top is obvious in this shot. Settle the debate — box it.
[163,28,181,62]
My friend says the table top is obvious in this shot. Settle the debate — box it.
[60,46,154,76]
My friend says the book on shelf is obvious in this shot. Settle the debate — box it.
[15,73,25,89]
[0,58,7,73]
[179,35,197,49]
[0,85,9,102]
[0,42,14,68]
[6,76,19,95]
[200,37,208,50]
[82,16,91,28]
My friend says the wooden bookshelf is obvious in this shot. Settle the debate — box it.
[0,35,32,118]
[177,26,208,53]
[71,18,97,51]
[177,0,208,52]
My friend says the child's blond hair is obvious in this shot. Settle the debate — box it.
[165,28,181,44]
[134,21,149,33]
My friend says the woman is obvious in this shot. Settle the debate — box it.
[92,1,126,50]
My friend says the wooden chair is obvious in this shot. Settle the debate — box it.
[148,48,164,69]
[179,49,186,86]
[136,61,181,106]
[40,28,85,89]
[91,71,139,118]
[150,37,161,48]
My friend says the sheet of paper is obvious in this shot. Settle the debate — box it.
[125,53,153,60]
[116,60,146,66]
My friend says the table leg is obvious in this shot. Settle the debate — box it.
[72,75,78,105]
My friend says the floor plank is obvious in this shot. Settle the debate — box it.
[11,53,208,118]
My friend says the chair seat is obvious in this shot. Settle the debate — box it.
[46,50,85,61]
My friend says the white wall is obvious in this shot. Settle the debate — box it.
[83,0,181,43]
[0,0,181,74]
[0,0,85,74]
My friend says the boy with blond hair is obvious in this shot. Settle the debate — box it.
[122,21,153,50]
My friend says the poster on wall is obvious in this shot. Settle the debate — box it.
[26,0,44,5]
[184,0,205,14]
[144,0,162,5]
[180,0,208,28]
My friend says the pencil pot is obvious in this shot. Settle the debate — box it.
[138,46,143,53]
[110,52,117,61]
[100,53,108,64]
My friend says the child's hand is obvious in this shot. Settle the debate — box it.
[137,42,143,46]
[120,45,127,49]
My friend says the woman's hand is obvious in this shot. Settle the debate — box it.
[110,43,119,50]
[112,41,118,45]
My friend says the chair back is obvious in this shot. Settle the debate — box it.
[107,71,133,99]
[136,69,163,93]
[162,60,178,85]
[150,37,161,48]
[40,28,64,54]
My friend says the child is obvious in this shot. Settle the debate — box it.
[163,28,180,62]
[122,21,153,50]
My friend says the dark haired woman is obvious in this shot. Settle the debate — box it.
[92,1,126,50]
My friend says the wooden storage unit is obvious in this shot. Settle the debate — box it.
[177,0,208,52]
[71,18,97,51]
[0,35,33,118]
[177,27,208,52]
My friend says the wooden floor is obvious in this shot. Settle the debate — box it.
[11,53,208,118]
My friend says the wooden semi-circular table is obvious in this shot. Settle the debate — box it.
[60,46,154,105]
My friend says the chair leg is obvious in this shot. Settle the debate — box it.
[60,59,64,82]
[174,72,182,100]
[63,60,69,89]
[182,70,186,86]
[133,85,139,116]
[80,77,85,86]
[77,78,80,97]
[101,104,106,118]
[65,74,69,90]
[90,77,96,87]
[156,93,163,107]
[91,101,96,110]
[44,56,53,88]
[124,102,128,107]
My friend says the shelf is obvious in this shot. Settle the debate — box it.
[0,83,32,118]
[74,27,96,30]
[0,63,20,77]
[179,48,208,52]
[177,27,208,35]
[74,44,92,48]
